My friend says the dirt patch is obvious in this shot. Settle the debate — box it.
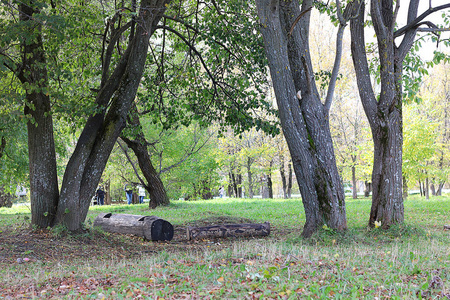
[0,216,283,265]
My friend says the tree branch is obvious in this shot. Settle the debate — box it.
[155,24,219,96]
[117,139,146,187]
[394,3,450,38]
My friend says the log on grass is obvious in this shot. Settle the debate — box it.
[444,225,450,230]
[187,222,270,240]
[93,213,174,241]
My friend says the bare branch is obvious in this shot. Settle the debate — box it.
[394,3,450,38]
[155,24,219,96]
[160,128,214,174]
[117,139,146,187]
[289,7,312,36]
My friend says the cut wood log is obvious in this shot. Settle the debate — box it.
[187,222,270,240]
[93,213,173,241]
[444,225,450,230]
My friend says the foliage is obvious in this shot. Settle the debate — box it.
[137,0,278,136]
[403,103,439,183]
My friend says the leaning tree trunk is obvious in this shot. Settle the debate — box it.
[121,104,170,209]
[256,0,347,238]
[55,0,170,231]
[18,1,59,228]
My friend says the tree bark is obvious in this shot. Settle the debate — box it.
[55,0,170,231]
[187,222,270,240]
[255,0,347,237]
[121,104,170,209]
[18,1,59,228]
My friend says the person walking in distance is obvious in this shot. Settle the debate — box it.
[124,184,133,205]
[96,187,105,205]
[138,185,146,204]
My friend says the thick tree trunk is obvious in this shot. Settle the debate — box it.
[350,0,413,228]
[18,2,59,228]
[369,115,404,228]
[255,0,347,237]
[121,105,170,209]
[425,176,429,200]
[94,213,173,241]
[55,0,170,231]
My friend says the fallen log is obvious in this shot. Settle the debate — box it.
[93,213,173,241]
[187,222,270,240]
[444,225,450,230]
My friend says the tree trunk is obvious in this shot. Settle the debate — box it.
[237,174,242,198]
[187,222,270,240]
[247,157,254,198]
[425,176,429,200]
[437,182,444,196]
[105,180,112,205]
[369,117,404,227]
[121,105,170,209]
[267,173,273,199]
[350,0,414,228]
[364,181,371,197]
[256,0,347,237]
[18,1,59,228]
[351,163,358,199]
[280,154,288,199]
[402,175,408,200]
[287,162,292,198]
[419,179,423,197]
[93,213,173,241]
[430,183,436,196]
[55,0,170,231]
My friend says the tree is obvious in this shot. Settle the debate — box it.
[2,0,171,230]
[120,103,170,208]
[420,61,450,195]
[349,0,450,228]
[403,102,438,199]
[255,0,351,237]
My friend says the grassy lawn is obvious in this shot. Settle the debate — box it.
[0,195,449,299]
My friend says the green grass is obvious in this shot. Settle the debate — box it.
[1,196,449,299]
